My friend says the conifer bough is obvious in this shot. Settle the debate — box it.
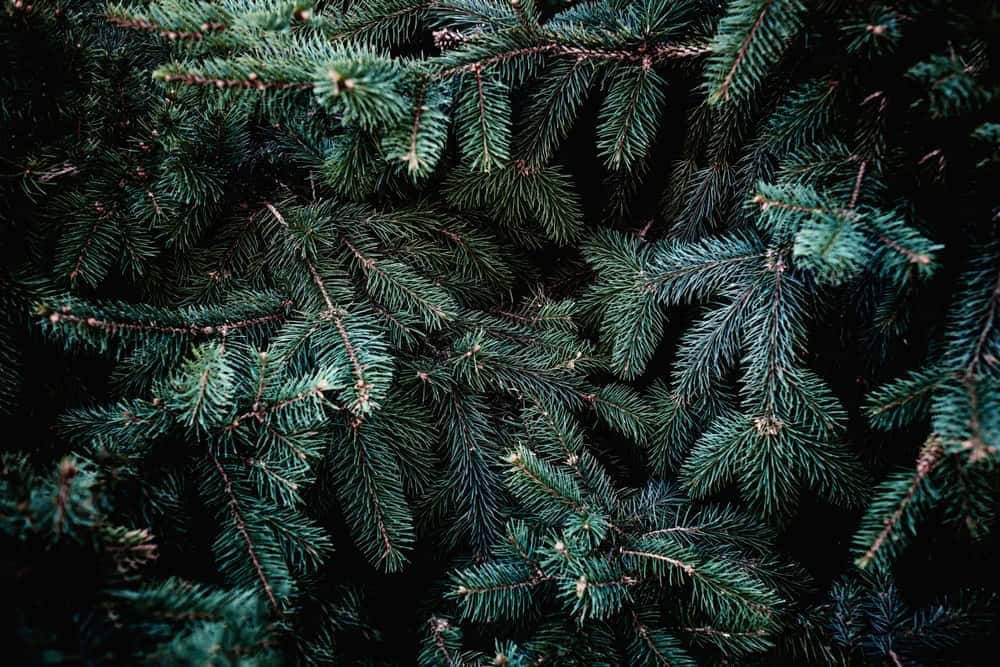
[1,0,996,663]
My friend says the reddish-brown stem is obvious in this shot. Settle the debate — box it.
[44,302,291,337]
[848,159,868,209]
[716,0,774,100]
[106,15,226,40]
[630,610,672,665]
[209,452,281,613]
[228,383,327,430]
[857,439,943,568]
[403,81,429,170]
[877,235,932,265]
[472,66,492,166]
[965,269,1000,378]
[437,40,710,78]
[508,452,589,515]
[427,618,455,664]
[619,548,696,575]
[52,459,77,537]
[158,72,311,91]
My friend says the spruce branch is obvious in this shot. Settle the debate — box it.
[6,0,998,661]
[39,300,292,338]
[855,438,944,569]
[106,14,226,41]
[706,0,806,103]
[209,452,282,614]
[437,39,710,79]
[963,267,1000,379]
[158,71,313,91]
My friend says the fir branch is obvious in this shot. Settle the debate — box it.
[619,548,696,576]
[265,203,375,412]
[331,313,372,412]
[645,252,763,288]
[959,376,997,462]
[403,80,429,172]
[472,66,494,167]
[855,439,943,569]
[364,473,396,568]
[751,192,829,217]
[208,452,281,613]
[41,303,292,337]
[328,0,436,45]
[427,617,456,664]
[754,188,936,267]
[208,211,258,283]
[67,200,112,283]
[106,15,226,41]
[759,267,787,419]
[52,458,78,538]
[876,234,934,266]
[227,381,330,430]
[678,626,768,638]
[457,577,553,596]
[868,379,945,420]
[706,0,806,103]
[438,40,710,78]
[331,419,414,571]
[506,448,589,516]
[716,1,774,102]
[964,268,1000,378]
[629,610,674,666]
[341,238,451,322]
[848,159,868,209]
[158,72,312,91]
[505,526,545,580]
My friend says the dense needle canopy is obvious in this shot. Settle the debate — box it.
[1,0,997,664]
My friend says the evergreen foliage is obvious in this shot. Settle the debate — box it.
[2,0,997,663]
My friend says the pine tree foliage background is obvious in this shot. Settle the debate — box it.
[1,0,998,663]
